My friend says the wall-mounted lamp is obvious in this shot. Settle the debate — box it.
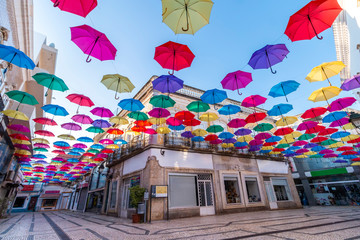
[160,149,165,156]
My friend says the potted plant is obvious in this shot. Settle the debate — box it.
[129,185,146,223]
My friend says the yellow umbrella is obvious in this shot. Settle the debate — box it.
[342,123,356,130]
[328,142,344,148]
[125,130,141,136]
[15,149,31,155]
[1,109,29,121]
[290,131,302,139]
[221,143,234,148]
[295,155,307,158]
[106,144,119,149]
[192,128,207,136]
[109,116,129,125]
[58,134,76,141]
[148,117,166,125]
[308,86,342,104]
[262,146,274,151]
[341,134,359,142]
[306,61,345,85]
[279,137,294,144]
[237,135,253,142]
[32,138,50,144]
[101,74,135,99]
[351,162,360,166]
[157,126,171,134]
[162,0,214,35]
[276,116,298,127]
[304,151,316,155]
[199,112,219,122]
[269,151,282,155]
[13,139,31,145]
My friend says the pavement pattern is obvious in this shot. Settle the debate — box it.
[0,206,360,239]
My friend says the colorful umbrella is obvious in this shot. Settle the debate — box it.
[297,121,318,131]
[183,119,201,127]
[1,110,29,121]
[245,112,267,123]
[71,114,93,124]
[228,118,247,128]
[92,119,111,128]
[7,124,30,133]
[162,0,214,34]
[329,118,349,127]
[149,108,171,118]
[157,127,171,134]
[0,44,35,70]
[175,111,195,121]
[168,125,185,131]
[42,104,69,116]
[66,93,94,113]
[90,107,113,118]
[32,73,69,96]
[318,128,338,136]
[241,95,267,108]
[58,134,76,141]
[248,44,289,74]
[199,112,218,122]
[305,61,345,86]
[192,129,207,137]
[52,0,97,17]
[328,97,356,112]
[181,131,194,138]
[166,117,183,126]
[201,89,227,106]
[284,0,342,41]
[34,130,55,137]
[5,90,38,110]
[323,111,347,123]
[118,98,144,112]
[340,73,360,91]
[152,75,184,93]
[276,116,298,126]
[254,123,274,132]
[301,107,327,119]
[71,25,117,62]
[86,126,105,133]
[150,95,176,108]
[109,116,129,125]
[234,129,252,136]
[127,111,149,121]
[218,104,241,116]
[101,74,135,99]
[221,70,252,95]
[187,101,210,113]
[267,104,293,116]
[154,41,195,74]
[268,80,300,102]
[61,122,82,131]
[206,125,224,133]
[308,86,342,104]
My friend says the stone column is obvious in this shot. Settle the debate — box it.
[294,159,316,206]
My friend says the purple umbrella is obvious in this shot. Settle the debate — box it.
[34,143,50,149]
[234,128,252,136]
[330,118,349,127]
[249,140,263,146]
[304,143,318,148]
[92,119,111,128]
[248,44,289,74]
[72,114,93,124]
[61,122,82,131]
[73,143,87,149]
[324,154,338,158]
[90,107,114,118]
[249,145,261,151]
[334,160,347,163]
[181,131,194,138]
[35,160,48,164]
[297,121,318,131]
[7,124,30,133]
[223,138,237,143]
[210,139,222,145]
[340,74,360,91]
[19,157,31,162]
[255,133,272,140]
[148,108,171,118]
[328,97,356,112]
[221,70,252,95]
[152,75,184,93]
[320,149,334,154]
[14,144,30,150]
[96,153,108,158]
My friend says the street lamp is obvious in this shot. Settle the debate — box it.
[349,112,360,129]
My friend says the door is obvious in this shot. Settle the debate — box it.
[198,174,215,216]
[264,181,278,209]
[60,196,69,209]
[28,196,38,211]
[120,180,130,218]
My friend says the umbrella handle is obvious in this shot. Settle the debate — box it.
[182,4,189,32]
[53,0,60,7]
[168,69,174,75]
[270,65,277,74]
[236,89,242,95]
[86,55,92,63]
[307,15,323,40]
[115,92,120,100]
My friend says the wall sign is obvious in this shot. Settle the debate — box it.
[151,185,168,198]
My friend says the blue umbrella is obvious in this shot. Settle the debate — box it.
[70,148,85,153]
[152,75,184,93]
[311,146,326,152]
[218,104,241,115]
[288,146,301,151]
[248,44,290,74]
[283,149,295,154]
[53,141,70,147]
[42,104,69,116]
[168,125,185,131]
[331,131,350,139]
[266,136,281,143]
[67,158,80,163]
[114,139,127,145]
[219,132,234,139]
[68,152,81,156]
[92,119,111,128]
[267,104,293,116]
[77,137,93,143]
[234,128,252,136]
[0,44,35,70]
[268,80,300,102]
[343,155,356,159]
[260,150,272,154]
[200,89,227,107]
[192,136,204,142]
[91,144,104,149]
[323,111,347,123]
[118,98,144,111]
[234,142,248,147]
[32,154,47,159]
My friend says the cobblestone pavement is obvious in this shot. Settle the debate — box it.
[0,206,360,239]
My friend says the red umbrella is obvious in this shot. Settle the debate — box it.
[352,158,360,162]
[83,152,95,157]
[133,120,152,127]
[66,94,94,113]
[10,133,30,141]
[305,125,325,134]
[145,128,157,135]
[348,138,360,144]
[52,0,97,17]
[273,148,285,152]
[71,25,117,62]
[33,117,57,126]
[301,107,327,119]
[205,134,218,141]
[52,150,65,154]
[245,112,267,123]
[241,95,267,108]
[175,111,195,121]
[34,130,55,137]
[342,151,358,156]
[263,142,277,146]
[318,128,338,136]
[107,128,124,135]
[183,119,201,127]
[274,127,293,136]
[132,126,146,132]
[166,117,183,126]
[228,118,247,128]
[154,41,195,75]
[284,0,342,41]
[310,136,328,143]
[102,149,114,154]
[337,146,354,151]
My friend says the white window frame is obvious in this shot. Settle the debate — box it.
[271,177,293,202]
[219,170,244,209]
[168,173,199,209]
[240,172,265,207]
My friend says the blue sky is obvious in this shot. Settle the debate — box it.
[33,0,359,119]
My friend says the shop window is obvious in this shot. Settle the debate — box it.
[42,199,57,207]
[128,175,140,208]
[110,181,118,209]
[272,179,292,201]
[245,177,261,202]
[224,176,241,204]
[13,197,26,208]
[169,175,197,208]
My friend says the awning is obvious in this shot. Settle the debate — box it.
[39,194,60,199]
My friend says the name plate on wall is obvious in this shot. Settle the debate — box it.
[151,185,168,198]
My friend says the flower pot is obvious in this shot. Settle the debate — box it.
[132,213,141,223]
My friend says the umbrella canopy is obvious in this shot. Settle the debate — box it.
[268,80,300,102]
[306,61,345,86]
[228,118,247,128]
[183,119,201,127]
[149,108,171,118]
[35,130,55,137]
[162,0,214,34]
[150,95,176,108]
[0,44,35,69]
[248,44,289,74]
[218,104,241,116]
[206,125,224,133]
[152,75,184,93]
[254,123,274,132]
[241,95,267,108]
[127,111,149,121]
[276,116,298,126]
[166,117,183,126]
[318,128,338,136]
[118,98,144,112]
[308,86,342,104]
[187,101,210,113]
[33,117,57,126]
[66,93,94,109]
[297,121,318,131]
[221,70,252,95]
[71,114,93,124]
[101,74,135,99]
[301,107,327,119]
[61,122,82,131]
[90,107,113,118]
[330,118,349,127]
[7,124,30,133]
[32,73,69,96]
[323,111,347,123]
[51,0,97,17]
[274,127,294,136]
[42,104,69,116]
[192,129,207,137]
[148,118,166,125]
[245,112,267,123]
[71,24,117,62]
[109,116,129,125]
[201,89,227,105]
[199,112,218,122]
[181,131,194,138]
[267,104,293,116]
[107,128,124,135]
[5,90,38,110]
[284,0,342,41]
[341,73,360,91]
[328,97,356,112]
[92,119,111,128]
[175,111,195,120]
[157,127,171,134]
[1,110,29,121]
[58,134,76,140]
[154,41,195,74]
[86,126,105,133]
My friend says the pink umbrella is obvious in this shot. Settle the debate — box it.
[99,139,114,145]
[72,114,93,124]
[296,149,309,154]
[66,93,95,113]
[61,122,82,131]
[73,143,87,149]
[254,133,271,140]
[14,144,31,150]
[241,95,267,108]
[70,25,117,62]
[90,107,114,118]
[52,0,97,18]
[148,108,171,118]
[227,118,246,128]
[297,121,318,131]
[324,153,338,158]
[221,70,253,95]
[329,118,349,127]
[96,153,108,158]
[35,130,55,137]
[166,117,183,126]
[19,157,31,162]
[293,141,308,147]
[7,124,30,133]
[249,140,263,146]
[328,97,356,112]
[34,143,50,149]
[210,139,222,145]
[145,128,157,135]
[320,149,334,154]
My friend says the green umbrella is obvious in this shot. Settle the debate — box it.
[321,139,338,146]
[276,143,289,148]
[33,147,48,152]
[32,72,69,96]
[86,126,105,134]
[5,90,39,110]
[150,95,176,108]
[253,123,274,132]
[309,154,323,158]
[87,149,100,154]
[186,101,210,113]
[298,134,315,141]
[128,111,149,121]
[206,125,224,133]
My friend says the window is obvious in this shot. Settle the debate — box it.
[90,170,99,191]
[245,177,261,202]
[169,175,197,208]
[42,199,57,207]
[272,179,292,201]
[110,181,118,209]
[224,176,241,204]
[13,197,26,208]
[128,176,140,208]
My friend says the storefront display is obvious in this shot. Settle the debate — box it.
[224,176,241,204]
